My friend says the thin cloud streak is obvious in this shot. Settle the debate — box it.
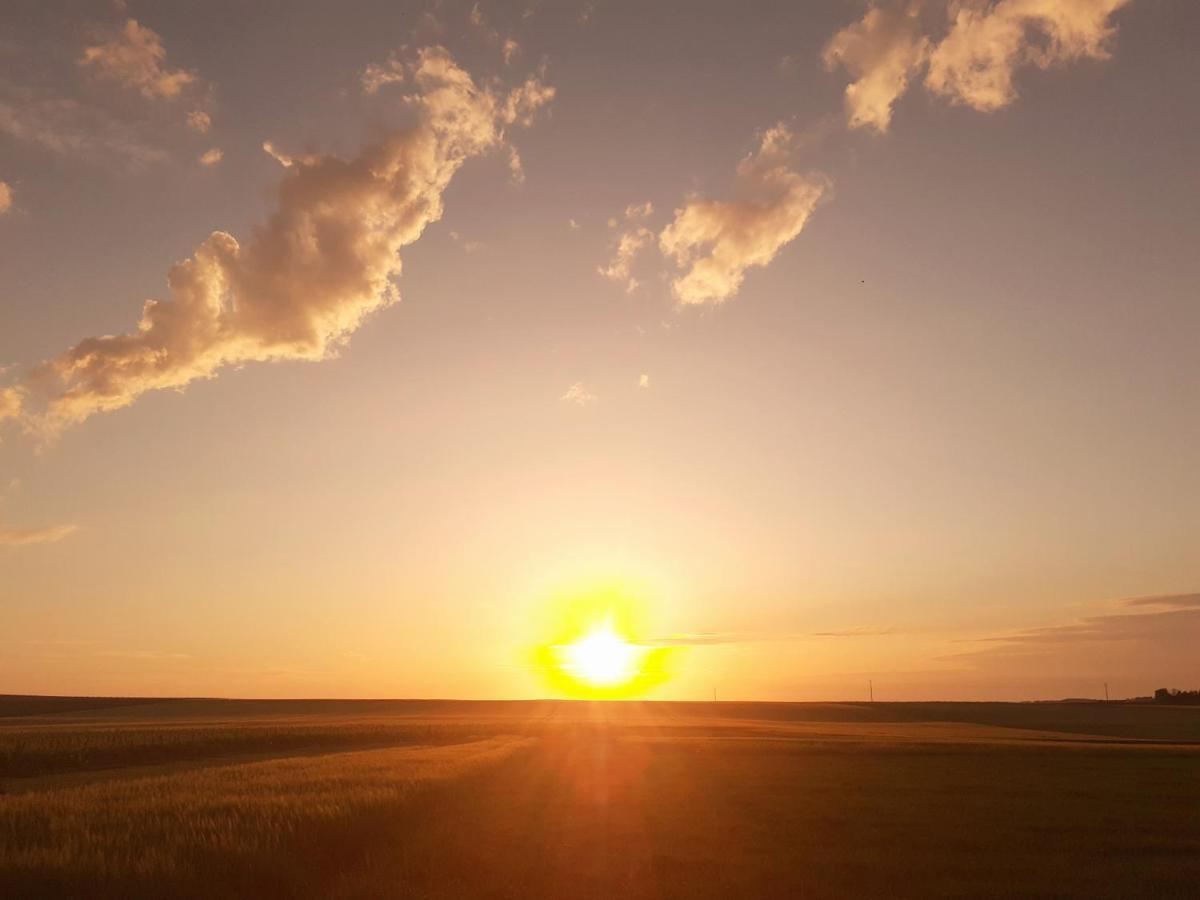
[649,627,897,646]
[944,592,1200,664]
[0,523,77,546]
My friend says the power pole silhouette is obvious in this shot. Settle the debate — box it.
[1104,682,1110,703]
[869,679,874,703]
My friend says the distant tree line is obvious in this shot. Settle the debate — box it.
[1154,688,1200,705]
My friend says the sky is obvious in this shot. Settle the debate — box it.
[1,0,1197,702]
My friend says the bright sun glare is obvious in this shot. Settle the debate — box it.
[534,590,677,699]
[559,619,645,687]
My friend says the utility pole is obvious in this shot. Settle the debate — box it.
[712,687,717,703]
[1104,682,1110,703]
[869,679,874,703]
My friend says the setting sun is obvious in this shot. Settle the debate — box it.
[532,587,678,699]
[558,619,646,688]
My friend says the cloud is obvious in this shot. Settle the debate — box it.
[361,54,408,95]
[825,0,1132,132]
[658,123,828,304]
[0,82,167,167]
[0,386,22,423]
[1122,592,1200,610]
[0,180,11,215]
[649,627,896,646]
[638,373,650,389]
[503,38,520,66]
[597,202,657,291]
[0,523,77,547]
[598,225,654,292]
[261,140,294,167]
[944,593,1200,685]
[561,382,597,406]
[926,0,1131,112]
[0,479,76,546]
[965,593,1200,649]
[4,48,553,436]
[78,19,195,100]
[198,147,223,166]
[186,110,211,134]
[822,1,930,133]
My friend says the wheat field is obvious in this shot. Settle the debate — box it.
[2,697,1198,898]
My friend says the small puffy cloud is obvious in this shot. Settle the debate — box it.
[568,218,581,230]
[186,110,211,134]
[0,181,11,215]
[9,47,554,436]
[925,0,1131,112]
[625,201,653,219]
[822,1,930,133]
[79,19,196,100]
[561,382,597,406]
[198,147,223,166]
[503,38,520,66]
[824,0,1132,132]
[0,523,77,547]
[658,123,828,305]
[638,373,650,389]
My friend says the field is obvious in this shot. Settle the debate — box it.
[2,697,1198,898]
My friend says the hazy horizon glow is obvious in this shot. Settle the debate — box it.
[1,0,1197,702]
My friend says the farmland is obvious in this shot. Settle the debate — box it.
[2,697,1198,897]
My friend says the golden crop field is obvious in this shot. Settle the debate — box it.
[2,697,1198,898]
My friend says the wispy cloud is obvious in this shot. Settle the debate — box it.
[560,382,598,406]
[0,81,167,167]
[598,202,655,293]
[3,48,553,437]
[0,180,11,215]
